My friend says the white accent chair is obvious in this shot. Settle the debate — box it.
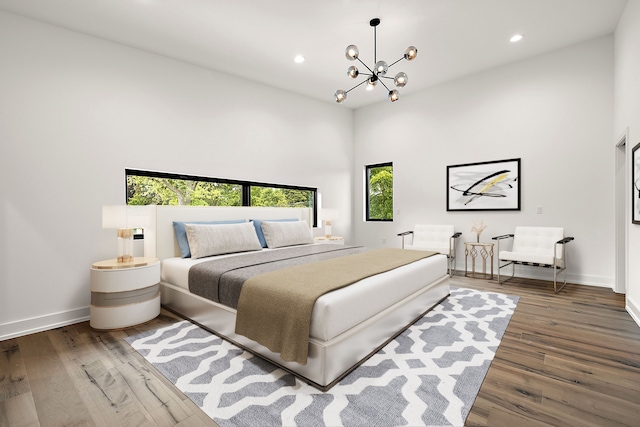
[398,225,461,276]
[492,226,574,293]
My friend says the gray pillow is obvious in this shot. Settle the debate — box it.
[185,222,262,259]
[261,220,314,248]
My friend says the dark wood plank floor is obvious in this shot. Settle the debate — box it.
[0,310,216,427]
[460,275,640,427]
[1,275,639,426]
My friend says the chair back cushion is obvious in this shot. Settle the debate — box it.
[509,226,564,264]
[406,224,454,255]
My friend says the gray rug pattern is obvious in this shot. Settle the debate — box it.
[126,287,518,427]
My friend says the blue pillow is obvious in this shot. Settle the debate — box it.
[173,219,246,258]
[250,218,298,248]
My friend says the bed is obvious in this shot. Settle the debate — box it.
[148,205,450,391]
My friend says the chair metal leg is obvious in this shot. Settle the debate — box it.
[554,266,568,293]
[448,254,455,277]
[497,260,515,285]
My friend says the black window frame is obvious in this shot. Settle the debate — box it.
[125,169,317,226]
[365,162,393,222]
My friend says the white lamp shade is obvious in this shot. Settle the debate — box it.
[127,205,151,228]
[102,205,128,229]
[102,205,152,229]
[321,208,339,222]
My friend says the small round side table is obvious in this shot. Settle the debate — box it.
[90,257,161,330]
[464,242,494,279]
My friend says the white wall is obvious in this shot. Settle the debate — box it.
[615,0,640,324]
[353,36,615,287]
[0,11,354,339]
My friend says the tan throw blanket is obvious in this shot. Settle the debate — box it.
[235,248,438,365]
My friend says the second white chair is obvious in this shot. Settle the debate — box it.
[493,226,574,293]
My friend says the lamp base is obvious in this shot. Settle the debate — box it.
[117,254,134,263]
[117,228,134,264]
[324,221,332,238]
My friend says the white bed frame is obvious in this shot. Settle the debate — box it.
[148,205,450,390]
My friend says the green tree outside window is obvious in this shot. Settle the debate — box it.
[366,163,393,220]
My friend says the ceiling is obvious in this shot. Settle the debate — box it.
[0,0,629,109]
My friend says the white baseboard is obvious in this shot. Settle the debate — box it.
[0,306,90,341]
[627,296,640,328]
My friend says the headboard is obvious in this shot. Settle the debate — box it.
[148,205,313,260]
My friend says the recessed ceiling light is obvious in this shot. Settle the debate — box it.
[510,34,524,43]
[294,55,305,63]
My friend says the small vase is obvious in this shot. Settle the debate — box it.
[476,234,480,243]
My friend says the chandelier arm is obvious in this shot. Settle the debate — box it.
[388,57,405,68]
[356,57,374,74]
[378,78,391,92]
[389,56,404,68]
[345,79,370,94]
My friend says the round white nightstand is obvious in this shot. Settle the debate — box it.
[314,236,345,245]
[90,257,161,330]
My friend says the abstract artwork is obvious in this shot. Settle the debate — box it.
[447,158,521,211]
[633,143,640,225]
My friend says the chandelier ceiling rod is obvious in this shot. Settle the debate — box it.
[373,18,377,64]
[334,18,417,104]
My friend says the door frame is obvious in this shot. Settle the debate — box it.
[614,129,628,294]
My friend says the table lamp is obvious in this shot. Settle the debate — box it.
[102,205,134,263]
[321,208,339,238]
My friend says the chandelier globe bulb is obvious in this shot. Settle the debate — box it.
[374,60,388,76]
[347,66,359,79]
[367,76,378,90]
[394,72,408,87]
[389,90,399,102]
[334,89,347,103]
[404,46,418,61]
[345,45,359,61]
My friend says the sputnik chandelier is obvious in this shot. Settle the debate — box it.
[334,18,417,104]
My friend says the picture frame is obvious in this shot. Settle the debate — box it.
[633,142,640,225]
[447,158,521,211]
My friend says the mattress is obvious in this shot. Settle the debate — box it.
[161,246,448,342]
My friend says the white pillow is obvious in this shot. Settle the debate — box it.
[261,220,314,248]
[184,222,262,259]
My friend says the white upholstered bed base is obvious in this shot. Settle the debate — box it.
[161,275,448,389]
[149,206,451,390]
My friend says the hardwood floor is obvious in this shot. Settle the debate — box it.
[0,311,217,427]
[1,275,639,426]
[459,275,640,427]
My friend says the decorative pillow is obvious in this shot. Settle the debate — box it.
[250,218,298,248]
[173,219,245,258]
[184,222,262,259]
[261,220,314,248]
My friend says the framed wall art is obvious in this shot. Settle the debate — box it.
[447,158,521,211]
[633,142,640,225]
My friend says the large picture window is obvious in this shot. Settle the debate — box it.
[366,162,393,221]
[126,169,317,225]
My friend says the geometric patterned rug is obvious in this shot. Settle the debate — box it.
[126,287,518,427]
